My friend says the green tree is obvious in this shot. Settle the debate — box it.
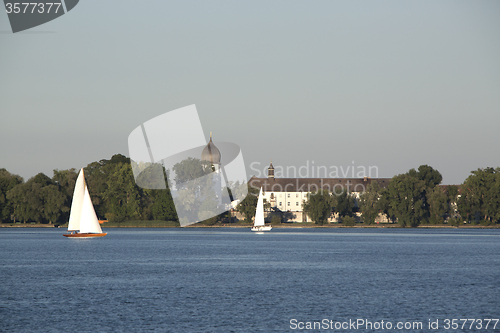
[415,165,443,223]
[172,157,211,190]
[32,173,52,186]
[148,189,177,221]
[8,177,45,223]
[427,186,448,225]
[0,169,23,222]
[84,161,109,218]
[378,188,394,223]
[52,169,78,198]
[236,185,259,223]
[341,215,356,226]
[358,180,382,225]
[457,168,500,224]
[25,173,55,223]
[52,168,78,222]
[416,164,443,188]
[303,189,332,225]
[171,157,220,225]
[386,165,443,227]
[334,191,356,219]
[196,186,219,222]
[108,154,131,165]
[84,154,133,219]
[447,216,462,227]
[387,173,427,227]
[103,162,142,222]
[446,185,460,222]
[6,173,68,224]
[6,182,30,223]
[42,184,66,224]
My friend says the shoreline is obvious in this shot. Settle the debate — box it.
[1,223,499,229]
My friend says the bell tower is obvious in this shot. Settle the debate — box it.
[268,160,274,180]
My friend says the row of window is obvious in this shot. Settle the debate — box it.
[265,192,305,198]
[278,202,301,206]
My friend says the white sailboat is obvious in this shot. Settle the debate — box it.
[251,187,272,232]
[63,168,107,238]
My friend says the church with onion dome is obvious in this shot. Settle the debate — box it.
[201,132,221,173]
[200,134,393,223]
[200,133,223,204]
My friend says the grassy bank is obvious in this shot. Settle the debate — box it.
[0,220,179,228]
[99,220,179,228]
[1,221,499,228]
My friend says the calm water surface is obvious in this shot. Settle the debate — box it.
[0,228,499,332]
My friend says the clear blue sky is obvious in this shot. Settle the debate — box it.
[1,0,499,185]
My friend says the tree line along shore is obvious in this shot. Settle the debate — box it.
[1,154,499,228]
[2,222,498,228]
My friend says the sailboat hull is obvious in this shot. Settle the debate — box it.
[63,233,107,238]
[251,226,272,232]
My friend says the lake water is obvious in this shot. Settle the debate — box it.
[0,228,499,332]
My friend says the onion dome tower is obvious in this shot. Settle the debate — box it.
[268,160,274,179]
[201,132,221,172]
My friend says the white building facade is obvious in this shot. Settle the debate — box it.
[248,162,392,223]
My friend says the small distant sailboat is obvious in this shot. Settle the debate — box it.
[63,168,107,238]
[251,187,272,232]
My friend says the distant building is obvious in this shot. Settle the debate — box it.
[248,161,392,222]
[201,132,222,204]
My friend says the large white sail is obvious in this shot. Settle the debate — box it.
[67,169,85,231]
[79,184,102,234]
[254,187,265,227]
[67,168,102,234]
